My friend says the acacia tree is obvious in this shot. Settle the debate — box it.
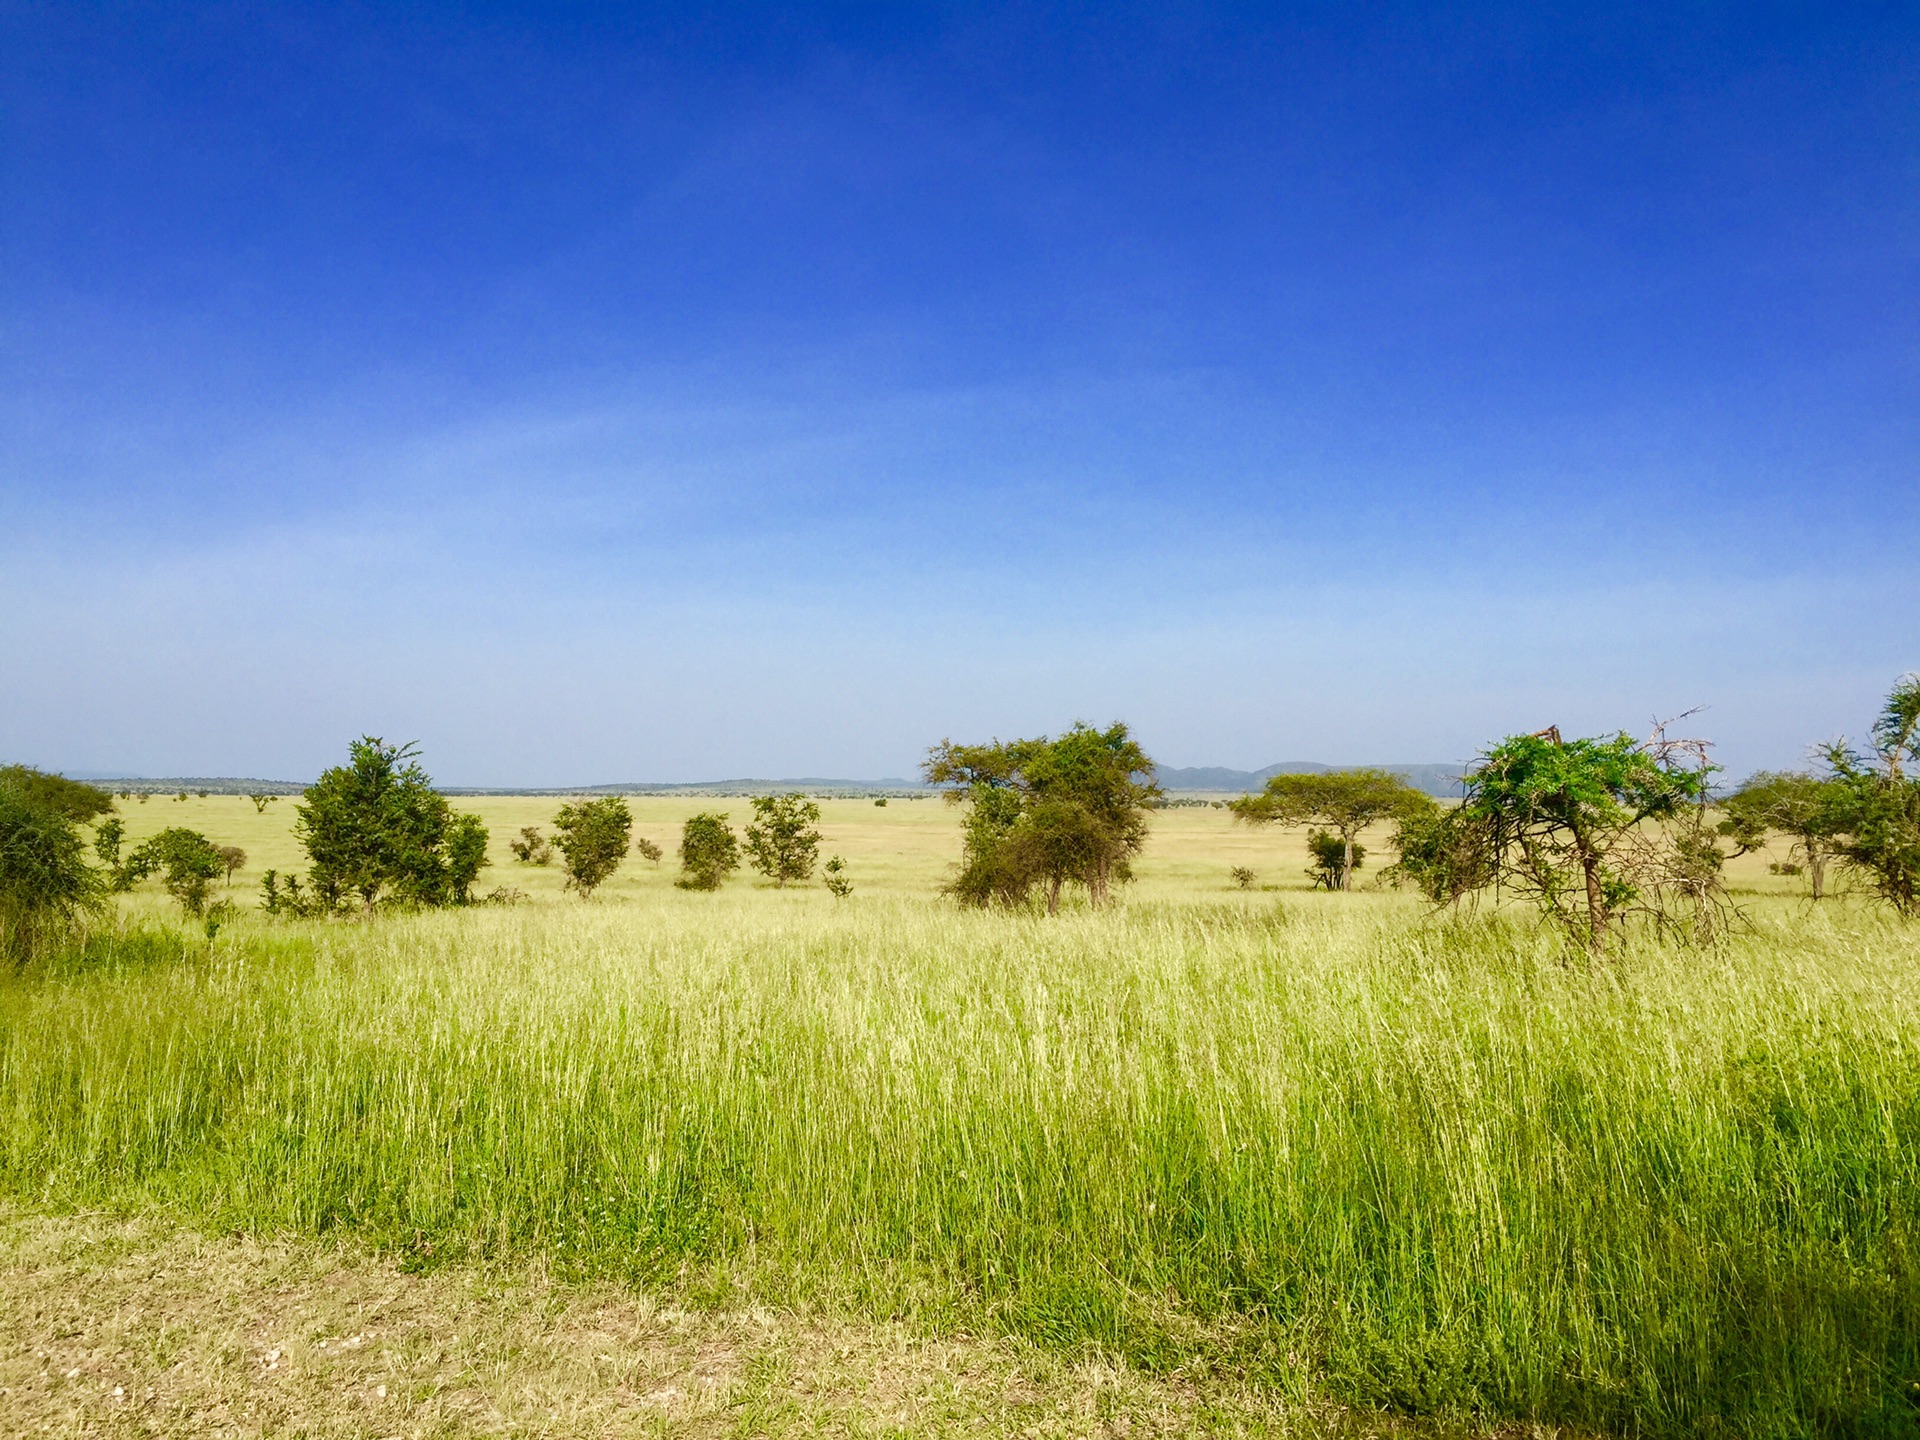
[744,793,822,886]
[1230,769,1431,891]
[290,737,488,913]
[1396,728,1712,955]
[1717,771,1844,899]
[924,722,1158,912]
[552,797,631,898]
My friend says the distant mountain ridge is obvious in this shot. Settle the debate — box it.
[1157,762,1467,797]
[69,765,1467,797]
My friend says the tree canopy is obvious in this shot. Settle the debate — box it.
[0,767,110,964]
[677,812,741,891]
[552,797,631,898]
[924,722,1158,912]
[1817,674,1920,915]
[1717,771,1844,899]
[744,793,823,887]
[1395,728,1714,954]
[1230,769,1432,891]
[291,737,488,912]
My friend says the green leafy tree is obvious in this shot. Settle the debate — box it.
[1718,771,1844,899]
[744,793,823,886]
[290,737,487,913]
[924,722,1158,912]
[509,826,552,864]
[216,844,247,884]
[248,793,280,814]
[1400,729,1712,955]
[552,797,631,898]
[443,814,489,903]
[0,767,110,964]
[1305,829,1367,889]
[1816,674,1920,915]
[823,855,852,897]
[1230,769,1430,891]
[123,827,226,917]
[677,812,740,890]
[634,837,663,863]
[93,817,126,871]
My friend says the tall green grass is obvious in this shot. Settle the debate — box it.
[3,894,1918,1435]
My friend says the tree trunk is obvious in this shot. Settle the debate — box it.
[1809,845,1826,901]
[1090,858,1109,907]
[1341,834,1355,891]
[1580,849,1608,957]
[1047,876,1062,915]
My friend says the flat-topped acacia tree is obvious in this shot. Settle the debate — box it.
[1230,769,1432,891]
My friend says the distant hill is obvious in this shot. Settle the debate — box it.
[65,765,1468,798]
[1157,762,1467,798]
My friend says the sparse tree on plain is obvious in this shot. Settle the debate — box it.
[677,812,740,890]
[552,797,631,898]
[290,737,489,913]
[122,827,227,917]
[1717,772,1844,899]
[823,855,852,897]
[633,837,663,863]
[509,826,553,864]
[925,722,1158,911]
[216,844,247,884]
[1393,726,1717,955]
[1230,769,1429,891]
[744,793,823,887]
[247,793,279,814]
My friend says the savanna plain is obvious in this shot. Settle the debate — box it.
[4,796,1918,1438]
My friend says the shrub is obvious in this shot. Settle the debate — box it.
[677,813,740,890]
[122,828,226,917]
[1230,866,1256,890]
[823,855,852,897]
[552,797,632,898]
[744,793,822,886]
[0,768,108,965]
[633,837,663,863]
[508,826,553,865]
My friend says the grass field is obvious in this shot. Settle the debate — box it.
[3,799,1917,1436]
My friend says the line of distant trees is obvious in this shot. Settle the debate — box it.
[2,672,1914,964]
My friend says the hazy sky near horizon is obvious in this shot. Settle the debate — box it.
[3,3,1915,785]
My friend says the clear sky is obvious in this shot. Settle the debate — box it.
[3,3,1915,785]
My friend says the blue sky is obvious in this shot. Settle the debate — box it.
[3,3,1915,785]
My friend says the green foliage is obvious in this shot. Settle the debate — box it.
[551,797,631,898]
[93,817,126,871]
[289,737,487,913]
[215,845,246,883]
[442,814,489,904]
[823,855,852,898]
[677,812,740,890]
[633,837,663,863]
[1229,866,1256,890]
[122,828,226,917]
[0,766,116,824]
[247,793,279,814]
[1231,769,1429,891]
[744,793,823,887]
[508,826,552,865]
[1718,771,1844,899]
[0,768,106,964]
[925,722,1158,911]
[1306,829,1365,888]
[1411,730,1714,954]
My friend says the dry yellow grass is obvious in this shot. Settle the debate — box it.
[0,1208,1468,1439]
